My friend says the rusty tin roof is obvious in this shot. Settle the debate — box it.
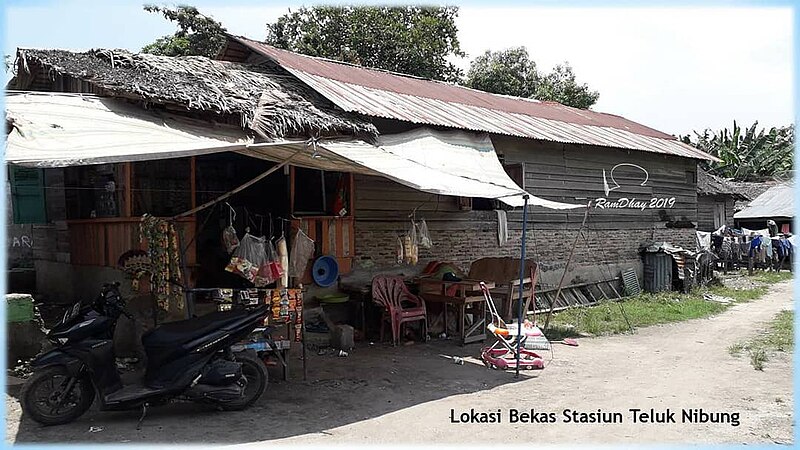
[226,35,720,162]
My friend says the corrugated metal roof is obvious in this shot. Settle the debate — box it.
[227,35,720,162]
[733,183,795,219]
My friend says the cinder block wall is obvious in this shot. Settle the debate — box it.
[354,220,695,286]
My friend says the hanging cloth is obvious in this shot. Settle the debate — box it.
[496,210,509,246]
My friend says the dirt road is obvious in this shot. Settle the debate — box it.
[7,281,793,445]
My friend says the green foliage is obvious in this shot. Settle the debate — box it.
[549,292,727,337]
[266,6,465,82]
[535,63,600,109]
[751,271,794,284]
[548,275,781,338]
[142,5,227,58]
[464,47,599,109]
[463,47,538,98]
[681,121,794,181]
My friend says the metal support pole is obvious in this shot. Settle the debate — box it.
[516,195,529,378]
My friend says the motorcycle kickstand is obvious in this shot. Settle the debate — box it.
[136,403,148,430]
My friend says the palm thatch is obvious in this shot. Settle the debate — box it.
[11,48,377,140]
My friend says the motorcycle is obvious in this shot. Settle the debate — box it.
[20,282,270,426]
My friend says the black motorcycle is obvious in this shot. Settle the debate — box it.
[20,282,270,426]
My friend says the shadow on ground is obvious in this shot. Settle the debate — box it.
[9,339,535,444]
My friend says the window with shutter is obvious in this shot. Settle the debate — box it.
[9,166,47,224]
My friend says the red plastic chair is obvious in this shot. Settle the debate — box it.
[371,275,428,346]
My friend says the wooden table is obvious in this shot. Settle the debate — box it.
[418,279,495,345]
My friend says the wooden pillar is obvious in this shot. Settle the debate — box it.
[289,166,296,215]
[349,172,355,216]
[190,156,197,210]
[122,162,132,217]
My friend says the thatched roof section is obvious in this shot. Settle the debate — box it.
[11,48,377,140]
[697,169,747,199]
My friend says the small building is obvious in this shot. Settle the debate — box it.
[734,182,795,233]
[695,169,748,231]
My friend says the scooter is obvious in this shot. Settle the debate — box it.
[20,282,270,426]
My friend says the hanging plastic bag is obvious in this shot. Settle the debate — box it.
[226,233,267,283]
[396,236,404,265]
[267,239,285,282]
[289,229,315,278]
[403,222,419,265]
[276,236,289,287]
[416,219,432,249]
[222,204,240,253]
[223,226,240,254]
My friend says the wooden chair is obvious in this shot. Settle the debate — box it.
[371,275,427,346]
[467,258,539,321]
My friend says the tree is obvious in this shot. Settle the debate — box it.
[266,6,465,82]
[535,63,600,110]
[464,47,599,109]
[141,5,226,58]
[681,121,794,181]
[463,47,538,98]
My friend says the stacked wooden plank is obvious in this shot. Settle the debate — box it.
[532,277,625,314]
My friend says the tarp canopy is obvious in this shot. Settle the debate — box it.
[733,183,794,219]
[5,92,582,209]
[5,91,252,166]
[243,128,582,209]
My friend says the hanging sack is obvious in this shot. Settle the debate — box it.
[289,229,315,278]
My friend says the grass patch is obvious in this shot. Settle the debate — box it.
[706,285,768,303]
[548,292,727,337]
[729,310,794,370]
[750,271,794,284]
[545,271,785,339]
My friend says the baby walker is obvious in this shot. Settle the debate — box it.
[479,282,548,370]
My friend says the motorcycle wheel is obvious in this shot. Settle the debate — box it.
[221,352,268,411]
[20,366,95,426]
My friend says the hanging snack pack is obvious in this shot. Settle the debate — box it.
[289,229,315,278]
[226,233,267,283]
[402,221,419,265]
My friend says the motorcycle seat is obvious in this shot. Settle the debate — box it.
[142,309,250,348]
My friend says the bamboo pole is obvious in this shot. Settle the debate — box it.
[543,204,590,330]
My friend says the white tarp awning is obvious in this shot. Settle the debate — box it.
[5,92,582,209]
[240,129,582,209]
[5,92,252,167]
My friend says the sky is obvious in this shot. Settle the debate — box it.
[3,2,793,137]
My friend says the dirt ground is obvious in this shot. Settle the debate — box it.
[6,280,793,446]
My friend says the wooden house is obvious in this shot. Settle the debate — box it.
[6,40,719,314]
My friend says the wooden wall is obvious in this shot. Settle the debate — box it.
[351,136,700,273]
[697,195,736,232]
[493,135,698,231]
